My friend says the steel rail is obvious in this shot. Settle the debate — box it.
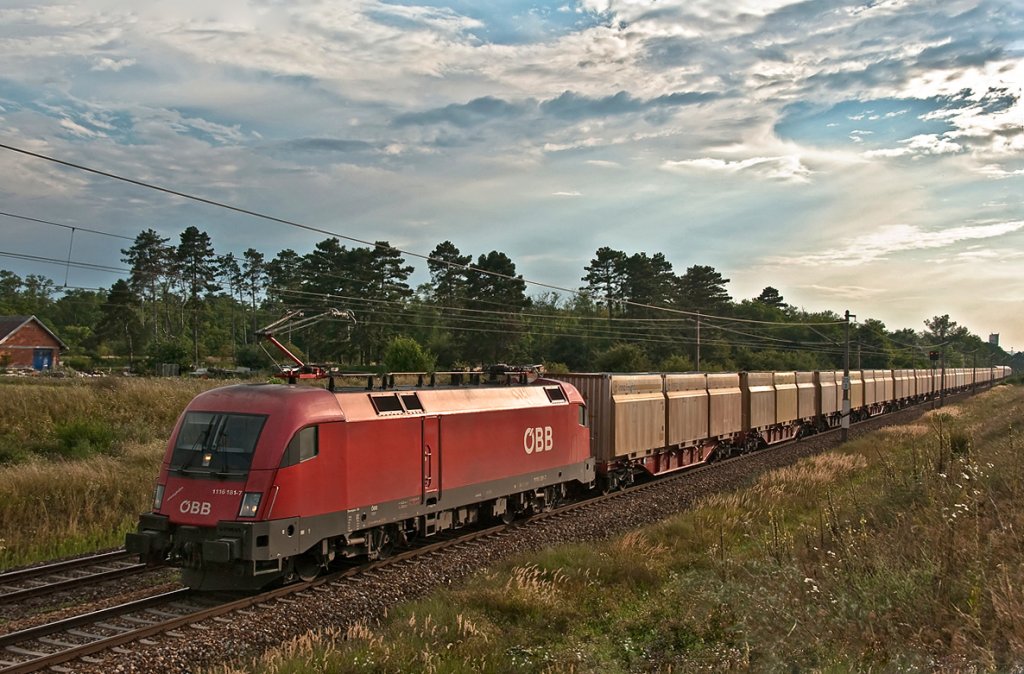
[0,551,147,606]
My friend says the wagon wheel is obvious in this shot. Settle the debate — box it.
[600,473,619,495]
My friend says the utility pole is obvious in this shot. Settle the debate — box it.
[939,348,946,408]
[842,309,854,442]
[972,350,977,395]
[696,312,701,372]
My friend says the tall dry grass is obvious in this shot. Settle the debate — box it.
[0,441,162,568]
[0,377,221,460]
[0,377,230,568]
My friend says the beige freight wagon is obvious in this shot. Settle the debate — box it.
[665,373,709,447]
[550,373,664,464]
[796,371,816,422]
[707,373,742,440]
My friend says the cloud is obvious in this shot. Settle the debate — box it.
[281,138,377,153]
[393,90,719,130]
[90,57,135,72]
[539,90,718,120]
[974,164,1024,179]
[662,155,812,183]
[392,96,527,128]
[781,221,1024,267]
[59,117,102,138]
[863,133,963,158]
[797,284,888,300]
[552,190,582,197]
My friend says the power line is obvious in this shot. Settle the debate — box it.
[0,140,845,328]
[0,250,130,275]
[0,211,135,241]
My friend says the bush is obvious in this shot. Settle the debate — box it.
[659,354,695,372]
[63,355,94,371]
[383,336,436,373]
[146,338,191,374]
[235,344,272,370]
[51,419,118,459]
[595,342,650,372]
[543,361,570,374]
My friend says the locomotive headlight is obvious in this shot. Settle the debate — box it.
[238,492,262,518]
[152,484,165,511]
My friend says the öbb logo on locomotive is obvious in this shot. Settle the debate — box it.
[124,367,1010,592]
[179,500,212,516]
[524,425,553,454]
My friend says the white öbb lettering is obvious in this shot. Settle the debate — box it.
[179,500,212,516]
[523,426,553,454]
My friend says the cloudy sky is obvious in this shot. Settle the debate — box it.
[1,0,1022,351]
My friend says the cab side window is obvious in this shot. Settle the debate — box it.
[281,426,318,467]
[578,404,588,427]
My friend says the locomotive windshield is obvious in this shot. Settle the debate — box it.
[170,412,267,478]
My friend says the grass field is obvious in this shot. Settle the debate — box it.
[0,377,226,568]
[218,384,1024,673]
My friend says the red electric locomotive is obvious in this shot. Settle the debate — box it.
[126,379,594,590]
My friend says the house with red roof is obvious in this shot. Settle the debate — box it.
[0,315,67,371]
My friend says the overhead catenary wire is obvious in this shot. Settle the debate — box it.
[0,140,846,328]
[272,287,893,357]
[0,210,136,241]
[0,250,131,275]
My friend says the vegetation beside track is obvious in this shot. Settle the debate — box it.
[222,384,1024,673]
[0,377,230,568]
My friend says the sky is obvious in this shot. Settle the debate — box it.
[0,0,1022,352]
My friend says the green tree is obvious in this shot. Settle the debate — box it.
[265,248,304,307]
[856,318,892,368]
[217,253,243,354]
[176,226,219,367]
[754,286,785,308]
[582,246,628,317]
[121,229,172,340]
[622,252,674,314]
[595,342,650,372]
[50,288,105,352]
[466,251,529,363]
[382,335,435,372]
[97,280,144,368]
[427,241,472,307]
[675,265,731,313]
[241,248,268,341]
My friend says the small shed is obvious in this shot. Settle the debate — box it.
[0,315,67,371]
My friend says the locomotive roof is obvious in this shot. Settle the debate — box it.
[185,380,582,424]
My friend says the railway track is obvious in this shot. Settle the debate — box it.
[0,522,517,674]
[0,551,146,606]
[0,390,978,673]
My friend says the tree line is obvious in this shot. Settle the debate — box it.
[0,226,1014,374]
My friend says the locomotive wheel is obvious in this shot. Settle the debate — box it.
[371,527,395,559]
[294,553,322,582]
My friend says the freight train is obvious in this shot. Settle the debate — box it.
[127,365,1012,590]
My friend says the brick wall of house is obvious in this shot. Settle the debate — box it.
[0,321,62,369]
